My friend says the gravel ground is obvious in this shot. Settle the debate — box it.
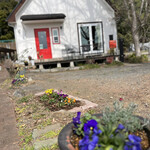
[21,63,150,118]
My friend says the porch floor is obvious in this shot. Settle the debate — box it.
[34,53,119,68]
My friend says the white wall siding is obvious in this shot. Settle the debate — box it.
[14,0,117,61]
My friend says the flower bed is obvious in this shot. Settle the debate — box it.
[58,101,150,150]
[12,74,27,86]
[37,89,83,111]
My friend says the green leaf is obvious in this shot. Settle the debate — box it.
[105,145,114,150]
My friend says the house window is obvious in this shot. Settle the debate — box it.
[38,31,48,49]
[78,22,104,53]
[51,28,60,44]
[109,35,113,40]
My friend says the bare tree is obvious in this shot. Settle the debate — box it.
[123,0,141,56]
[107,0,150,56]
[138,0,150,46]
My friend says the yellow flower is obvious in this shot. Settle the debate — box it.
[73,99,76,103]
[45,89,53,95]
[20,75,25,78]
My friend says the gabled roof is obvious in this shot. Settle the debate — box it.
[7,0,114,23]
[7,0,26,23]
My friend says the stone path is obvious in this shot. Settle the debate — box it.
[0,66,19,150]
[32,123,61,150]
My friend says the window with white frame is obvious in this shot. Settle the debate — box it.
[51,28,60,44]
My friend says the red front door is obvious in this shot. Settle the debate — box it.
[34,28,52,59]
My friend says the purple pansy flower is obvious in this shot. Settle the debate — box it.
[124,135,142,150]
[128,135,141,143]
[115,124,125,133]
[12,79,17,84]
[79,135,89,150]
[84,119,102,135]
[79,134,100,150]
[73,112,81,128]
[117,124,125,130]
[63,94,68,98]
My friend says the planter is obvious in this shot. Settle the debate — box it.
[58,114,150,150]
[58,122,74,150]
[24,62,28,66]
[106,56,114,64]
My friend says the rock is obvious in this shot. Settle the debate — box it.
[28,77,33,82]
[37,119,42,124]
[25,112,32,116]
[13,89,25,98]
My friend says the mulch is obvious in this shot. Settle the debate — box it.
[36,96,83,111]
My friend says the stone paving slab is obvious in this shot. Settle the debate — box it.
[32,123,61,139]
[34,138,57,150]
[32,123,61,150]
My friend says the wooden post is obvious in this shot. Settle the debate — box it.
[9,52,11,59]
[0,52,1,63]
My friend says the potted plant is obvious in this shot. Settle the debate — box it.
[106,48,115,64]
[24,60,28,66]
[58,101,150,150]
[28,56,35,66]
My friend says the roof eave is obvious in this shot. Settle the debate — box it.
[7,0,26,23]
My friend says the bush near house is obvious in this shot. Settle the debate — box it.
[125,54,148,63]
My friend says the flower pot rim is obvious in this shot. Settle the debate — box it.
[58,114,150,150]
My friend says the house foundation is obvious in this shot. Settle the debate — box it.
[70,61,74,68]
[57,63,61,68]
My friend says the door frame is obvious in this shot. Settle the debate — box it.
[77,21,104,54]
[34,28,52,59]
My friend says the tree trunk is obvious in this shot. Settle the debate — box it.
[129,0,141,56]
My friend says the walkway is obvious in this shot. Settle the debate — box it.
[0,66,19,150]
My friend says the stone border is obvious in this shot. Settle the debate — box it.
[27,67,81,73]
[35,91,98,113]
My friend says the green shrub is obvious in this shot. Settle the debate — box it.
[125,54,148,63]
[40,94,50,102]
[17,96,32,104]
[79,63,100,70]
[106,61,123,66]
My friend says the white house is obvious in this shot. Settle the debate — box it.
[7,0,117,62]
